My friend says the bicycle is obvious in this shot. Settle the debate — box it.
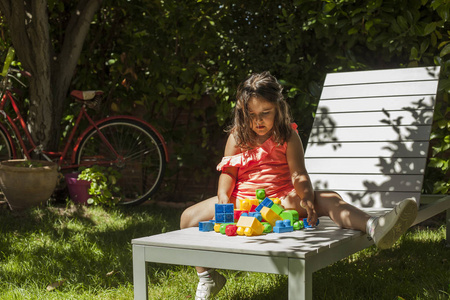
[0,47,169,206]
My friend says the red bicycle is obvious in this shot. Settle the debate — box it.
[0,48,169,206]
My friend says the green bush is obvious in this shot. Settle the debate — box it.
[1,0,449,198]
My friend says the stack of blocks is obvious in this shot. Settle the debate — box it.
[199,189,319,236]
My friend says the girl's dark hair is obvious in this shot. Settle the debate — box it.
[229,71,293,149]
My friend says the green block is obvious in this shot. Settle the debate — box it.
[262,222,272,233]
[293,220,304,230]
[256,189,266,200]
[280,210,299,225]
[270,203,285,215]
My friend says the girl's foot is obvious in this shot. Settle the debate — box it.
[368,198,418,249]
[195,269,226,300]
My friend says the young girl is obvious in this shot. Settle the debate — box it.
[180,71,418,300]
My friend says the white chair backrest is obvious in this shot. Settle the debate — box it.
[305,67,441,208]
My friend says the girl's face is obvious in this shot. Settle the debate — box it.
[247,96,276,139]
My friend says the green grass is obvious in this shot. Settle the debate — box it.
[0,202,449,299]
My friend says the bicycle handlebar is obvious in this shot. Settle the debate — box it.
[1,47,15,77]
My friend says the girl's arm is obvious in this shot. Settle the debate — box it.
[217,134,240,204]
[286,131,317,225]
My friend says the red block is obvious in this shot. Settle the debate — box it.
[234,210,248,222]
[225,224,238,236]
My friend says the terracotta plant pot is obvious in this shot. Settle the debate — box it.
[0,159,58,210]
[65,173,91,205]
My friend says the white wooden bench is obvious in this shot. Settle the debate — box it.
[132,67,450,300]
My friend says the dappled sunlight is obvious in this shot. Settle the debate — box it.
[305,67,440,208]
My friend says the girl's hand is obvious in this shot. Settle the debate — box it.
[217,195,230,204]
[300,199,318,226]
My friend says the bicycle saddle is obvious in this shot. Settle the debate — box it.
[70,90,104,101]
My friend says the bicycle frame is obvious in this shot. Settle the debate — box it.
[0,88,169,170]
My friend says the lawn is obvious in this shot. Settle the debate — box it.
[0,200,449,300]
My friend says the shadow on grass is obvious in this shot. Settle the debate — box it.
[0,203,448,299]
[0,201,185,290]
[312,226,450,300]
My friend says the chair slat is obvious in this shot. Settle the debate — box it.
[321,81,439,99]
[314,110,434,127]
[317,95,435,113]
[305,141,428,158]
[324,66,440,86]
[309,125,432,142]
[305,158,426,175]
[309,174,423,192]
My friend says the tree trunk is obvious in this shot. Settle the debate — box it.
[0,0,102,151]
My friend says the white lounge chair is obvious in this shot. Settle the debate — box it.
[132,67,450,300]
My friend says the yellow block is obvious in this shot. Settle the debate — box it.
[260,206,283,227]
[214,222,221,233]
[236,216,264,236]
[239,199,259,211]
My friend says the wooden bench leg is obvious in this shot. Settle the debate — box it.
[288,258,312,300]
[133,245,148,300]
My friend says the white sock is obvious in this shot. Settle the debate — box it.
[366,216,378,238]
[197,269,213,280]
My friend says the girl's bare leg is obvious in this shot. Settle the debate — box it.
[314,191,371,232]
[282,190,370,232]
[180,196,219,273]
[180,196,218,229]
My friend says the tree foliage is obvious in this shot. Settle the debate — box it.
[1,0,449,197]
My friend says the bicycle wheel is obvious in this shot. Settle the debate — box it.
[75,118,166,206]
[0,127,12,162]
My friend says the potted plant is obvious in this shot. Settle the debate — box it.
[76,165,122,206]
[64,172,91,205]
[0,159,58,210]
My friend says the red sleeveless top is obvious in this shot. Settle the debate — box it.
[217,124,297,200]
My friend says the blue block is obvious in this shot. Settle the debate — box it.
[199,220,215,232]
[215,203,234,223]
[224,213,234,223]
[303,218,319,228]
[255,197,274,212]
[273,220,293,233]
[249,212,262,222]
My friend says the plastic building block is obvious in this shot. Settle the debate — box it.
[303,218,320,228]
[255,189,266,201]
[293,220,304,230]
[249,205,258,212]
[219,223,235,234]
[280,210,299,225]
[236,216,264,236]
[260,206,283,227]
[214,222,221,232]
[272,197,281,205]
[255,197,274,212]
[270,203,285,215]
[199,220,215,232]
[249,212,262,222]
[234,210,248,222]
[225,224,238,236]
[239,199,259,211]
[215,203,234,223]
[273,220,294,233]
[261,222,273,233]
